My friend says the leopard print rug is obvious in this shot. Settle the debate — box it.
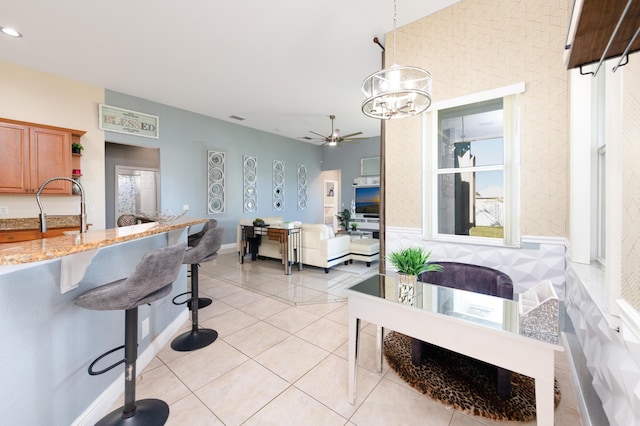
[383,331,561,422]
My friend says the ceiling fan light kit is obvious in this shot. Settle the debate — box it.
[361,0,432,120]
[308,114,367,146]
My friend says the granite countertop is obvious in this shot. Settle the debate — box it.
[0,217,208,265]
[0,215,81,231]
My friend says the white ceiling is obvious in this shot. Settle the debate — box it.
[1,0,459,144]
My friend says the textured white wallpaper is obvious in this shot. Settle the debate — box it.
[621,63,640,311]
[384,0,569,238]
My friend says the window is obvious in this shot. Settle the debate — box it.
[424,84,522,246]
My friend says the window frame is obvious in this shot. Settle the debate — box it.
[422,83,523,247]
[596,144,606,264]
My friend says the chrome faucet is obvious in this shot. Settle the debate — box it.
[36,177,87,234]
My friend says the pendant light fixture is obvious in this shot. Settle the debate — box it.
[361,0,432,120]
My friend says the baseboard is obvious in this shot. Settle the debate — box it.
[220,242,237,253]
[71,310,189,426]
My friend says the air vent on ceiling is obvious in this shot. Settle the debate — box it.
[229,115,245,121]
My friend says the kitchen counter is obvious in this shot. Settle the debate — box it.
[0,217,207,265]
[0,215,82,231]
[0,217,206,425]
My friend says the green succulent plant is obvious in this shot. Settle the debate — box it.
[387,247,443,276]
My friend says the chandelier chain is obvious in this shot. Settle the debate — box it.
[360,0,432,119]
[392,0,397,65]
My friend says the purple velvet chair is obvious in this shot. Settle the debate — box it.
[414,261,514,399]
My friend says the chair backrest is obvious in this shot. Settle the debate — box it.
[125,242,187,306]
[184,226,224,264]
[418,261,513,300]
[188,219,218,247]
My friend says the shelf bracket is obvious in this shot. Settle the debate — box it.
[590,0,634,77]
[613,26,640,72]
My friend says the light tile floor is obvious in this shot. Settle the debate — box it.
[127,250,583,425]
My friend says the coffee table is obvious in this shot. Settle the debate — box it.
[346,274,564,425]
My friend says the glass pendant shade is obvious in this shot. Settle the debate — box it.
[361,64,432,119]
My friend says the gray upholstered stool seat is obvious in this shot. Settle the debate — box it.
[187,218,217,248]
[75,277,173,311]
[171,224,224,352]
[75,242,187,426]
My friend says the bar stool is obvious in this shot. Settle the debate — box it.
[186,219,217,310]
[171,226,224,351]
[75,242,187,426]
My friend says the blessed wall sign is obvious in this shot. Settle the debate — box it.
[99,104,159,138]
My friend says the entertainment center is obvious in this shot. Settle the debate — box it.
[350,183,380,238]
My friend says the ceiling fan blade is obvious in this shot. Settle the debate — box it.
[342,136,370,141]
[339,131,363,139]
[309,131,328,139]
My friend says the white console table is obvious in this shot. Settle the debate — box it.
[346,274,563,425]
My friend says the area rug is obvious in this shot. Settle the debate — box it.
[383,331,561,422]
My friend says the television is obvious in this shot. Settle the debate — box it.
[354,185,380,217]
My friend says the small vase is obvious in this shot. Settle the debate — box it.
[397,273,417,305]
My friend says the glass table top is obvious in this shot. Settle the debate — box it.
[347,274,523,335]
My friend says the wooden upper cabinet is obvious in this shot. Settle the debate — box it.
[0,122,30,193]
[0,119,83,194]
[30,127,72,194]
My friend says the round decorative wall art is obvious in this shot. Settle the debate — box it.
[243,155,258,213]
[297,164,308,211]
[207,151,225,214]
[272,160,285,211]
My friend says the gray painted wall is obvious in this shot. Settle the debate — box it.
[321,136,381,209]
[104,90,328,244]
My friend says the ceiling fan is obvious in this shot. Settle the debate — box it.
[304,115,369,146]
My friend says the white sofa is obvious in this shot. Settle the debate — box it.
[300,223,351,273]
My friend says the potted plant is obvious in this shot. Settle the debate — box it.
[350,222,358,232]
[387,247,443,304]
[336,209,351,231]
[71,142,84,154]
[252,217,265,226]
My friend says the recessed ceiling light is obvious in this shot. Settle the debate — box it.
[1,27,22,38]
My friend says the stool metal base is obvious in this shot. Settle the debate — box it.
[96,398,169,426]
[171,328,218,351]
[188,297,212,310]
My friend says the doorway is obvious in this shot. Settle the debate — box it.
[320,169,341,231]
[105,142,160,228]
[115,166,160,220]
